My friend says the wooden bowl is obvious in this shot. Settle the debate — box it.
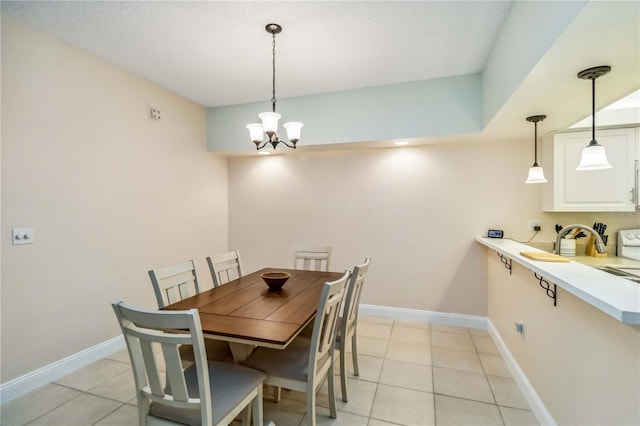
[261,272,291,291]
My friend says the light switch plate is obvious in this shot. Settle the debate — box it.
[12,227,34,245]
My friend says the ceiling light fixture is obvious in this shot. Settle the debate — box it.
[525,115,547,184]
[576,66,612,170]
[246,23,303,151]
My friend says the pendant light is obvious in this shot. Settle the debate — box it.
[576,66,612,170]
[246,23,303,151]
[525,115,547,184]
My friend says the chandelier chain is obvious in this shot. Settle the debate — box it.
[271,31,277,112]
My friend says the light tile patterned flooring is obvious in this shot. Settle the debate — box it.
[1,316,539,425]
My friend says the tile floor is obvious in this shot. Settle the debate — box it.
[1,317,539,426]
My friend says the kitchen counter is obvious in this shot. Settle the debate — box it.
[476,237,640,324]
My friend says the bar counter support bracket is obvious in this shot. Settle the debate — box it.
[534,273,557,306]
[497,252,512,275]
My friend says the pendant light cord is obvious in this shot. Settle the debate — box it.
[533,121,539,166]
[591,77,596,144]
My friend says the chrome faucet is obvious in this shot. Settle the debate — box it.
[554,224,607,254]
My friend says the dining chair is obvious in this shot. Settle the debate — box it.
[148,260,232,363]
[336,257,371,402]
[207,249,243,287]
[293,244,333,271]
[148,259,202,308]
[241,270,350,426]
[112,300,265,426]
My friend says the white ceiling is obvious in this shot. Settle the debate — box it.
[2,1,638,150]
[0,0,511,108]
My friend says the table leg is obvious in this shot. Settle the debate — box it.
[228,342,256,362]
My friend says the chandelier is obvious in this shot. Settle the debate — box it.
[246,23,303,151]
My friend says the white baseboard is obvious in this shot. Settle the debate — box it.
[1,304,552,426]
[0,335,125,404]
[359,304,488,330]
[487,319,556,426]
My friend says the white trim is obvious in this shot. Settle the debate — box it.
[359,304,487,330]
[487,319,556,426]
[0,335,125,404]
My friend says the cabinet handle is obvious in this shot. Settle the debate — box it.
[635,160,639,204]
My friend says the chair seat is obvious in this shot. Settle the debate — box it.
[242,337,314,382]
[151,361,266,426]
[180,338,234,363]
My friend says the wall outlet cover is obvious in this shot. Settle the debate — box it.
[149,107,161,121]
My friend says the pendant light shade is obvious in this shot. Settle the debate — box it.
[524,115,547,184]
[525,165,547,184]
[576,66,612,171]
[576,143,611,170]
[258,112,281,136]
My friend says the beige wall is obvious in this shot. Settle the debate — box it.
[1,17,229,382]
[487,251,640,424]
[229,142,536,316]
[228,143,639,317]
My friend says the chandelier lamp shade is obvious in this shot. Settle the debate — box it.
[524,115,548,184]
[576,66,612,171]
[246,23,303,151]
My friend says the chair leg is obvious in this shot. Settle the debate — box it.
[306,387,317,426]
[252,385,263,426]
[273,386,282,402]
[339,344,349,402]
[241,405,251,426]
[327,367,338,419]
[351,333,360,376]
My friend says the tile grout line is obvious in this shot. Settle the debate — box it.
[23,390,84,426]
[364,319,393,424]
[473,329,507,426]
[91,400,128,426]
[430,325,438,426]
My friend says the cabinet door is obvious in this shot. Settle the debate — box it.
[549,128,636,212]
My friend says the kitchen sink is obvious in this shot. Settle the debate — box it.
[593,266,640,283]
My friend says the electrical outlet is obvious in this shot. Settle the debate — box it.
[527,220,541,231]
[515,321,524,334]
[149,107,161,121]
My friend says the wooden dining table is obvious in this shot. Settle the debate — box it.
[162,267,343,361]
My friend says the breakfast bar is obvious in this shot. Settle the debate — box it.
[476,237,640,324]
[476,237,640,425]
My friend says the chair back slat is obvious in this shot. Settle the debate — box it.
[207,250,243,287]
[112,301,212,424]
[140,338,164,397]
[309,271,349,377]
[148,260,200,308]
[344,258,371,332]
[294,244,333,272]
[162,343,190,402]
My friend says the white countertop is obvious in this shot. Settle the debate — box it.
[476,237,640,325]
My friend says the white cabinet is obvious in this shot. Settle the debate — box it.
[542,127,637,212]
